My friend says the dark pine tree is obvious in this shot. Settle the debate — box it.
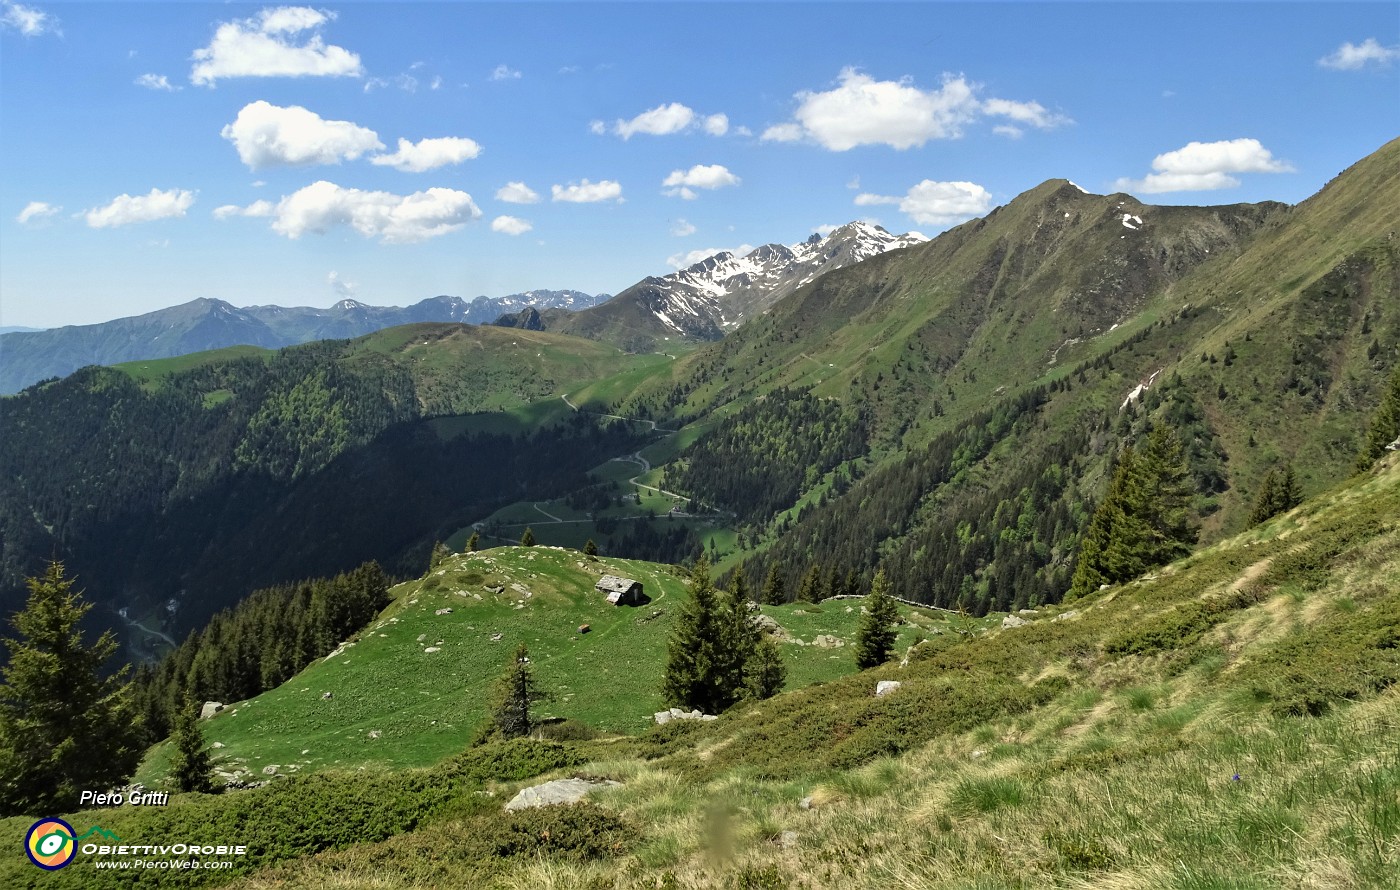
[1357,366,1400,471]
[855,569,900,669]
[761,564,786,605]
[0,561,142,816]
[520,527,536,547]
[1068,426,1198,598]
[169,696,214,793]
[491,644,542,739]
[465,531,480,553]
[584,538,599,557]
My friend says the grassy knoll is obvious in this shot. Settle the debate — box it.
[131,547,952,788]
[111,345,272,388]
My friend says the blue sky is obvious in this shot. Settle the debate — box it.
[1,2,1396,328]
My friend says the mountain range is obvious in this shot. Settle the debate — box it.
[0,290,605,394]
[0,137,1395,653]
[534,221,928,349]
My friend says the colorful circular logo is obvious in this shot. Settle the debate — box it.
[24,818,77,870]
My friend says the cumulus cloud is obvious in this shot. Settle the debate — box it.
[670,218,696,237]
[1319,38,1400,70]
[84,188,196,228]
[16,201,60,225]
[328,270,356,296]
[1,1,58,36]
[496,181,540,204]
[982,98,1070,130]
[551,179,623,203]
[223,181,480,243]
[190,6,363,86]
[812,224,839,237]
[221,100,383,169]
[135,73,179,91]
[662,164,740,199]
[763,68,1067,150]
[589,120,606,135]
[212,200,275,220]
[666,244,754,270]
[614,102,695,138]
[856,180,993,226]
[370,136,482,172]
[1112,138,1295,193]
[491,215,533,235]
[702,113,729,136]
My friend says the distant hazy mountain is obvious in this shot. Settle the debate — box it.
[548,222,927,350]
[0,326,45,335]
[0,290,606,394]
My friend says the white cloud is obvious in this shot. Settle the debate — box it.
[589,120,606,135]
[135,73,179,91]
[496,181,540,204]
[551,179,623,203]
[981,97,1070,130]
[812,224,839,237]
[370,136,482,172]
[16,201,60,224]
[490,63,522,81]
[764,68,978,150]
[1,1,58,36]
[221,100,383,169]
[670,218,696,237]
[430,75,442,90]
[614,102,695,138]
[213,200,275,220]
[363,73,417,93]
[84,188,196,228]
[666,244,754,270]
[760,122,803,143]
[662,164,740,199]
[238,180,480,243]
[734,125,753,137]
[190,6,362,86]
[763,67,1067,150]
[702,113,729,136]
[846,175,860,190]
[1319,38,1400,70]
[1112,138,1295,194]
[857,180,993,226]
[328,270,356,296]
[992,125,1023,139]
[491,215,533,236]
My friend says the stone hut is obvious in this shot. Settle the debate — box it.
[596,575,644,606]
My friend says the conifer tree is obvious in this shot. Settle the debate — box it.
[761,564,786,605]
[1251,464,1303,526]
[1357,366,1400,471]
[0,561,142,816]
[1068,426,1198,598]
[583,539,599,557]
[520,527,536,547]
[491,644,542,739]
[662,556,751,714]
[1249,469,1279,526]
[169,696,214,793]
[744,638,786,700]
[465,531,480,553]
[429,541,451,568]
[797,565,821,603]
[855,569,900,669]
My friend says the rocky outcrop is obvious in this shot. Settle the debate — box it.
[504,777,621,811]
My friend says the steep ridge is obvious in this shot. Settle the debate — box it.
[551,222,926,351]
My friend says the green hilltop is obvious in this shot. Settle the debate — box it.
[135,545,971,783]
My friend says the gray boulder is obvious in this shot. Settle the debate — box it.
[1001,615,1026,629]
[875,681,902,697]
[200,701,225,719]
[504,777,621,811]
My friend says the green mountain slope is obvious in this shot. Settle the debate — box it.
[0,325,662,643]
[5,455,1394,890]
